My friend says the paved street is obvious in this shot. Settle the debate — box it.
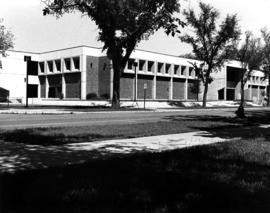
[0,107,269,129]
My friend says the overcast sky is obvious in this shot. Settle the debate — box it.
[1,0,270,55]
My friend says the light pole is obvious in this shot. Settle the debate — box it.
[133,61,138,102]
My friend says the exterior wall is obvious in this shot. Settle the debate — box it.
[98,57,111,98]
[86,56,99,98]
[39,76,46,98]
[156,77,170,99]
[173,79,185,99]
[137,75,153,99]
[0,51,39,99]
[65,73,81,98]
[120,73,134,99]
[0,47,268,102]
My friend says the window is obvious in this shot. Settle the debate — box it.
[139,60,146,71]
[165,64,171,74]
[174,65,180,75]
[181,66,186,76]
[72,57,80,70]
[47,61,53,72]
[157,62,164,73]
[55,60,61,72]
[147,61,154,72]
[64,58,71,71]
[127,59,135,70]
[189,67,194,76]
[39,62,44,73]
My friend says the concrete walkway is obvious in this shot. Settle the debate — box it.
[0,131,239,174]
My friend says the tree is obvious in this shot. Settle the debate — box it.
[235,32,263,118]
[43,0,183,108]
[180,2,240,107]
[0,19,14,56]
[261,28,270,106]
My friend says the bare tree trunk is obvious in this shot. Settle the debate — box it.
[267,70,270,106]
[111,58,121,109]
[236,79,245,118]
[202,82,208,108]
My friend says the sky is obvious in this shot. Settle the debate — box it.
[1,0,270,56]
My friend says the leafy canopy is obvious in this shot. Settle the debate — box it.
[0,19,14,56]
[43,0,183,65]
[180,2,240,72]
[236,31,263,75]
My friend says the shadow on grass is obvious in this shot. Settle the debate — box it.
[163,109,270,141]
[0,129,122,146]
[1,139,270,213]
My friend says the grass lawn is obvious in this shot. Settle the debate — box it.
[0,109,270,146]
[2,137,270,213]
[0,119,239,145]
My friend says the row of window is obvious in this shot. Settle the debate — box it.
[127,59,196,77]
[39,57,80,73]
[249,76,266,84]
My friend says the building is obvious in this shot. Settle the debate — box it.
[0,46,268,103]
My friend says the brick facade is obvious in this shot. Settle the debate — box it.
[65,73,81,98]
[137,75,153,99]
[156,77,170,99]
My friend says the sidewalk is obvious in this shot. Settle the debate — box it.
[0,131,239,174]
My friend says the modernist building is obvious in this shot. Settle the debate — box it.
[0,46,268,103]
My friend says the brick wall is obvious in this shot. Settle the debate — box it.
[156,77,170,99]
[98,57,111,98]
[173,79,185,99]
[65,73,81,98]
[86,56,99,98]
[39,76,46,98]
[188,79,198,100]
[137,75,153,99]
[120,73,134,99]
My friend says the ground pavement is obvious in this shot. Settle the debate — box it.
[0,131,240,174]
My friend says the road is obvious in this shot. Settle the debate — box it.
[0,107,269,129]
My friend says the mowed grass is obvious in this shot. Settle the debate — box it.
[2,137,270,213]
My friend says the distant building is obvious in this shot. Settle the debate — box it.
[0,46,268,103]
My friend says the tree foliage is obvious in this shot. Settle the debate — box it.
[0,19,14,56]
[261,28,270,106]
[180,2,240,107]
[234,31,263,118]
[43,0,183,108]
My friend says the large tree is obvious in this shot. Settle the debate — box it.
[261,28,270,106]
[180,2,240,107]
[0,19,14,56]
[235,32,263,118]
[43,0,183,108]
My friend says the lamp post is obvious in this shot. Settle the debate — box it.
[24,55,31,108]
[133,61,138,102]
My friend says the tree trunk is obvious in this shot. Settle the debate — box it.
[111,58,121,109]
[202,79,209,108]
[267,70,270,106]
[235,79,245,118]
